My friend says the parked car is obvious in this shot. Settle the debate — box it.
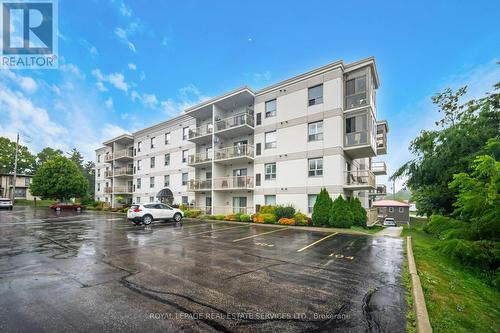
[383,217,397,227]
[127,203,183,225]
[0,198,13,210]
[49,202,82,211]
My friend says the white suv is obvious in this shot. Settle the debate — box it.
[0,198,13,210]
[127,203,184,225]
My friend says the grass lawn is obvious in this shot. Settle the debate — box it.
[351,225,384,234]
[403,218,500,333]
[15,199,57,207]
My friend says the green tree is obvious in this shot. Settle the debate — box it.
[328,195,354,228]
[35,147,63,169]
[312,188,333,226]
[391,83,500,216]
[68,148,84,169]
[30,155,88,201]
[83,160,96,198]
[0,137,36,174]
[349,197,368,227]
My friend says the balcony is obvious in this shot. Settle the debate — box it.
[214,112,254,137]
[188,123,213,144]
[187,179,212,191]
[344,108,376,158]
[371,161,387,175]
[376,121,388,155]
[114,149,134,161]
[104,170,113,178]
[113,167,133,177]
[104,154,113,163]
[344,169,375,190]
[104,187,113,194]
[188,151,212,167]
[113,186,133,194]
[213,206,254,215]
[369,184,387,197]
[213,176,254,191]
[214,144,254,164]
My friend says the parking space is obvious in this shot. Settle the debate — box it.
[0,206,407,332]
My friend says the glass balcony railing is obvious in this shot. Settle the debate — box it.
[214,144,253,161]
[188,124,213,140]
[345,170,375,188]
[213,176,254,190]
[371,161,387,174]
[215,112,254,132]
[188,151,213,165]
[114,167,133,176]
[187,179,212,191]
[114,149,134,159]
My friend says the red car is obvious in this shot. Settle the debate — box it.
[49,202,82,211]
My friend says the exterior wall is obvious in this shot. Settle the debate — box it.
[95,57,386,217]
[0,174,39,200]
[376,206,410,223]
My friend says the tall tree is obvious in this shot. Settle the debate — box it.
[35,147,63,169]
[0,137,36,174]
[83,160,96,197]
[30,155,88,201]
[68,148,84,169]
[391,83,500,216]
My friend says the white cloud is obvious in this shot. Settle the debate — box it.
[161,36,168,46]
[119,1,132,17]
[114,27,136,52]
[254,71,271,83]
[160,84,210,116]
[92,69,129,93]
[105,98,113,109]
[130,91,158,108]
[19,77,38,93]
[139,71,146,81]
[61,63,85,79]
[102,123,129,139]
[128,63,137,70]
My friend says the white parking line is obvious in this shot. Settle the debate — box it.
[297,232,338,252]
[184,225,249,237]
[232,227,290,243]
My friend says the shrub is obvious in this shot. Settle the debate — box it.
[252,214,264,223]
[215,214,225,220]
[224,214,238,221]
[260,213,277,224]
[312,188,333,226]
[121,207,129,213]
[259,205,276,214]
[183,210,192,218]
[179,204,188,212]
[435,239,500,274]
[349,197,367,227]
[294,212,308,226]
[328,195,354,228]
[200,215,216,220]
[239,214,251,222]
[278,217,295,225]
[189,209,202,218]
[424,215,467,238]
[275,205,296,219]
[234,212,243,221]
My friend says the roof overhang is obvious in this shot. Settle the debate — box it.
[103,133,134,147]
[184,87,255,118]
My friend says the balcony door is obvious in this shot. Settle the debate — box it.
[233,140,248,157]
[232,197,247,214]
[233,168,247,188]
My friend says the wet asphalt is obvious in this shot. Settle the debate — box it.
[0,206,407,333]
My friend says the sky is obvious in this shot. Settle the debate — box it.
[0,0,499,191]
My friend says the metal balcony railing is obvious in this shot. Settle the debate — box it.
[214,144,254,161]
[189,123,213,140]
[188,151,212,165]
[114,149,134,159]
[113,186,133,194]
[114,167,133,176]
[215,112,254,132]
[213,176,254,190]
[345,170,375,188]
[104,170,113,178]
[187,179,212,191]
[104,187,113,194]
[104,154,113,162]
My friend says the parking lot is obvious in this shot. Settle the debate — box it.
[0,206,407,332]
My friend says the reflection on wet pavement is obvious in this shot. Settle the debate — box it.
[0,206,407,332]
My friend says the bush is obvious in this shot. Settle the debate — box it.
[312,188,333,226]
[179,204,188,212]
[328,195,354,228]
[435,239,500,273]
[215,214,225,220]
[239,214,251,222]
[189,209,202,218]
[200,215,216,220]
[349,197,367,227]
[224,214,238,221]
[275,205,296,219]
[252,214,265,223]
[259,205,276,214]
[260,213,277,224]
[120,207,129,213]
[278,217,295,225]
[234,213,243,221]
[183,210,192,218]
[294,212,308,226]
[424,215,467,238]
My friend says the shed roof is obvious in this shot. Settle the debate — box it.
[372,200,410,207]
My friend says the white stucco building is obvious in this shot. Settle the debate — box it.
[94,57,388,222]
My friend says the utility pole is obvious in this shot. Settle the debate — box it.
[393,179,396,200]
[12,132,19,205]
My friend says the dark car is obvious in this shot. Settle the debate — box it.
[49,202,82,211]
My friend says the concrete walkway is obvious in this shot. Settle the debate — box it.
[374,226,403,237]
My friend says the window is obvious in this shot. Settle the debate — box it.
[14,188,26,198]
[256,143,262,156]
[150,157,155,168]
[182,150,188,163]
[137,178,141,189]
[165,132,171,144]
[137,141,142,152]
[308,158,323,177]
[164,175,170,187]
[150,137,155,149]
[256,112,262,125]
[345,113,368,145]
[345,75,367,109]
[256,173,261,186]
[149,196,154,203]
[182,196,188,205]
[97,169,100,177]
[136,197,140,204]
[308,84,323,106]
[308,194,318,214]
[265,131,277,149]
[164,153,170,166]
[399,207,404,213]
[150,176,155,188]
[265,99,277,118]
[97,154,101,163]
[265,163,276,180]
[206,171,212,180]
[182,173,188,185]
[389,207,394,213]
[137,160,142,171]
[25,178,31,186]
[265,195,276,206]
[183,127,189,140]
[97,183,100,191]
[308,121,324,141]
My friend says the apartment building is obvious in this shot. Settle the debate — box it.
[94,57,389,222]
[0,173,38,200]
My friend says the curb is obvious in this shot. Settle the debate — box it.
[406,236,433,333]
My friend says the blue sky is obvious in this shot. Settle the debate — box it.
[0,0,499,190]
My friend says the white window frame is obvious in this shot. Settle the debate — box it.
[150,176,155,188]
[308,158,323,177]
[264,163,276,180]
[308,84,323,106]
[308,121,323,141]
[164,175,170,187]
[182,173,188,185]
[399,207,404,213]
[182,150,188,163]
[165,132,171,145]
[150,137,155,149]
[389,207,394,213]
[137,141,142,152]
[137,178,141,189]
[150,156,155,168]
[164,153,170,166]
[308,194,317,214]
[137,160,142,171]
[265,99,277,118]
[265,131,277,149]
[183,127,189,140]
[264,195,276,206]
